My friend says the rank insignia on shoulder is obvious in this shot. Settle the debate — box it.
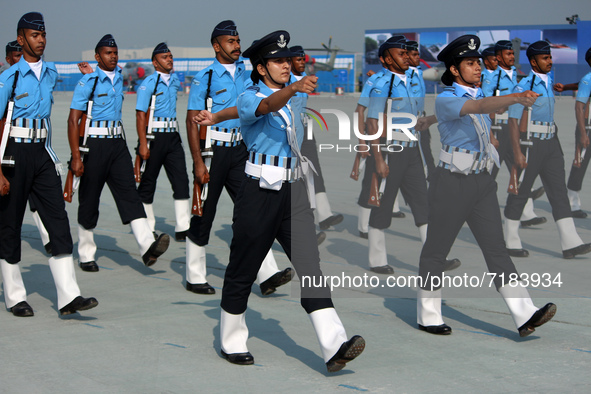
[583,80,589,85]
[192,79,200,85]
[139,86,146,90]
[374,89,382,94]
[0,82,4,88]
[78,81,85,87]
[367,81,373,86]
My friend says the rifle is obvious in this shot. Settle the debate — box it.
[0,72,19,175]
[573,99,591,168]
[368,74,394,207]
[135,74,161,183]
[508,76,535,195]
[350,152,362,180]
[64,76,98,202]
[192,69,214,217]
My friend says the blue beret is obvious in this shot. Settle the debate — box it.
[481,47,495,58]
[379,35,406,57]
[290,45,305,57]
[6,40,22,56]
[243,30,291,62]
[494,40,513,53]
[211,20,238,42]
[18,12,45,32]
[152,42,170,58]
[95,34,117,52]
[586,47,591,63]
[526,41,551,59]
[406,40,419,52]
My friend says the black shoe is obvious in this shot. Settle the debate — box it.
[507,248,529,258]
[44,242,52,255]
[260,268,293,296]
[563,243,591,259]
[520,217,547,227]
[319,214,344,230]
[317,231,326,246]
[418,324,452,335]
[326,335,365,373]
[359,231,368,239]
[10,301,34,317]
[175,231,187,242]
[370,265,394,274]
[59,296,99,316]
[518,303,557,337]
[186,282,216,295]
[531,186,545,200]
[572,210,588,219]
[152,231,158,240]
[392,211,406,218]
[443,258,461,271]
[142,233,170,266]
[79,261,99,272]
[221,350,254,365]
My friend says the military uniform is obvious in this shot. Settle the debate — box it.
[503,41,591,259]
[417,35,556,338]
[290,45,343,232]
[135,43,190,242]
[185,21,289,295]
[481,40,545,228]
[69,34,169,272]
[3,39,51,254]
[219,31,365,372]
[566,47,591,218]
[0,12,97,317]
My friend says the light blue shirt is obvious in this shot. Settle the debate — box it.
[0,57,58,120]
[358,68,386,108]
[71,67,124,122]
[407,66,425,113]
[576,71,591,104]
[367,70,418,133]
[237,82,305,158]
[136,72,180,117]
[482,66,517,97]
[187,58,248,130]
[436,82,491,152]
[508,71,555,124]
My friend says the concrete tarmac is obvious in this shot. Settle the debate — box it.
[1,90,590,393]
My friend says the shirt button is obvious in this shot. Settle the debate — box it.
[281,125,285,129]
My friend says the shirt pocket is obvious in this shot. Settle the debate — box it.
[212,89,232,106]
[13,91,35,110]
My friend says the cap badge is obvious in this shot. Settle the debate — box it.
[468,38,476,50]
[278,35,287,48]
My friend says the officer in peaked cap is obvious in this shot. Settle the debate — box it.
[481,46,498,75]
[134,42,191,247]
[0,12,98,317]
[195,30,365,371]
[289,44,344,238]
[503,40,591,259]
[68,34,170,273]
[417,35,556,337]
[482,39,547,227]
[185,21,292,296]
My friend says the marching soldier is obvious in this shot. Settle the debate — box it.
[559,47,591,218]
[135,43,191,241]
[4,39,52,254]
[481,40,546,229]
[290,45,343,236]
[503,41,591,259]
[185,21,291,295]
[0,12,98,317]
[480,46,497,79]
[197,30,365,371]
[361,36,460,274]
[67,34,170,272]
[417,35,555,337]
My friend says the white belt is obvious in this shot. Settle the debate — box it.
[211,129,242,143]
[88,126,123,136]
[529,123,555,135]
[10,126,47,139]
[495,112,509,121]
[152,120,178,129]
[439,149,491,174]
[244,160,299,182]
